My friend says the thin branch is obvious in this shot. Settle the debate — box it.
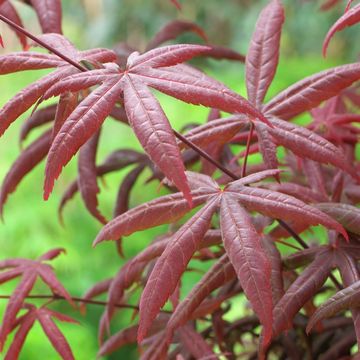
[174,130,237,180]
[0,294,140,310]
[0,14,87,72]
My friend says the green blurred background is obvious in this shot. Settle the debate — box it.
[0,0,357,359]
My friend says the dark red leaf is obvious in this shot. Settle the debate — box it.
[307,280,360,333]
[166,254,235,335]
[4,306,36,360]
[129,44,209,69]
[123,74,191,203]
[37,308,75,360]
[246,0,284,107]
[113,165,145,218]
[315,203,360,236]
[20,104,57,143]
[178,325,215,359]
[273,250,334,336]
[78,130,106,224]
[0,1,27,49]
[93,190,212,246]
[266,118,358,180]
[323,3,360,56]
[146,21,207,50]
[226,185,348,239]
[138,197,218,341]
[44,77,123,200]
[135,66,270,125]
[220,194,273,346]
[0,130,51,218]
[30,0,62,34]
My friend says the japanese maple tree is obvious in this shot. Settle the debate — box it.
[0,0,360,359]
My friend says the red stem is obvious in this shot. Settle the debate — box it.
[241,122,254,178]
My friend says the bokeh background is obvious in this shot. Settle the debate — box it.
[0,0,358,359]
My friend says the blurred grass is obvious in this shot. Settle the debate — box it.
[0,53,341,359]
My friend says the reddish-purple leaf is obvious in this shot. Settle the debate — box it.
[0,272,37,349]
[323,3,360,56]
[315,203,360,236]
[166,254,235,335]
[146,21,208,50]
[255,121,278,170]
[261,236,284,304]
[52,91,79,139]
[30,0,62,34]
[78,130,106,224]
[0,52,62,74]
[20,104,57,143]
[178,325,215,359]
[129,44,209,69]
[0,130,51,218]
[37,308,75,360]
[113,164,145,218]
[180,115,246,150]
[123,74,191,202]
[273,250,334,336]
[307,280,360,333]
[38,248,65,261]
[0,67,75,137]
[98,325,138,356]
[264,182,327,203]
[93,190,212,246]
[267,118,358,180]
[302,159,328,198]
[200,45,246,62]
[246,0,284,107]
[138,197,218,341]
[226,169,282,188]
[264,63,360,120]
[0,1,27,50]
[220,194,273,346]
[44,78,123,200]
[134,66,270,125]
[226,185,348,239]
[4,306,37,360]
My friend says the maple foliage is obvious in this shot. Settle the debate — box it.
[0,0,360,359]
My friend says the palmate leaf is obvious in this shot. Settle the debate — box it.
[42,44,265,201]
[0,249,72,350]
[4,304,78,360]
[138,197,219,342]
[94,170,347,349]
[323,2,360,56]
[246,0,284,108]
[77,128,103,225]
[122,73,192,203]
